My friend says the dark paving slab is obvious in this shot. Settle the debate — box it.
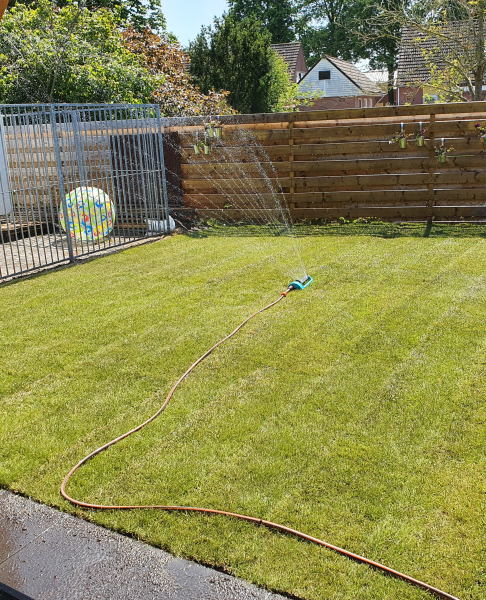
[0,490,286,600]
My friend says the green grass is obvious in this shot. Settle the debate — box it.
[1,224,485,600]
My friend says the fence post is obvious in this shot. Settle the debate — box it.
[50,106,74,263]
[155,105,170,227]
[288,113,295,210]
[427,110,436,224]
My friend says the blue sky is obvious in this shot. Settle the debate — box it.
[163,0,230,47]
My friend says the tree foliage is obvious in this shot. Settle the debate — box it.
[0,0,157,103]
[377,0,486,101]
[228,0,295,43]
[123,28,234,116]
[296,1,403,66]
[295,0,405,102]
[295,0,358,66]
[189,12,297,113]
[7,0,166,32]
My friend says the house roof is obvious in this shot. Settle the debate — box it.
[396,27,435,86]
[270,42,304,77]
[397,23,483,86]
[321,56,381,94]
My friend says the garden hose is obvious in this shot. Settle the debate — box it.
[61,287,459,600]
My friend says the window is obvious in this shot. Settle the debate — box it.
[318,71,331,80]
[358,99,362,108]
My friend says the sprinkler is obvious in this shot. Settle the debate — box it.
[289,275,313,290]
[281,276,313,297]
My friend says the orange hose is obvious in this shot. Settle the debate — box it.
[61,290,460,600]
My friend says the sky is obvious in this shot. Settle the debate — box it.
[163,0,230,47]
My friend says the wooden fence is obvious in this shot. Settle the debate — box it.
[167,102,486,223]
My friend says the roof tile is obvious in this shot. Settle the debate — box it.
[270,42,303,77]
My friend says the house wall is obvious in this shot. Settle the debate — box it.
[463,90,486,100]
[395,87,423,105]
[298,58,361,97]
[298,95,382,111]
[396,86,486,104]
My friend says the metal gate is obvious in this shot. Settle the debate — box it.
[0,104,170,281]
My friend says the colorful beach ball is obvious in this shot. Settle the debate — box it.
[60,187,116,241]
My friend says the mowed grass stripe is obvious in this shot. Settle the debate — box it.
[1,226,485,600]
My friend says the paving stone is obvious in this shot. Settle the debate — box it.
[0,491,286,600]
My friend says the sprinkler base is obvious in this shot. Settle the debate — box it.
[289,275,313,290]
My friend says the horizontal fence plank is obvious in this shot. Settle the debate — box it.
[181,162,290,178]
[290,155,485,177]
[185,188,486,209]
[294,173,431,190]
[178,129,289,146]
[184,193,289,203]
[290,171,486,192]
[183,177,290,193]
[162,102,486,127]
[291,120,486,143]
[191,205,486,222]
[179,125,416,146]
[292,102,486,122]
[169,111,486,136]
[183,170,486,195]
[290,188,486,206]
[180,140,486,161]
[291,190,431,206]
[189,208,283,222]
[293,112,486,128]
[289,206,486,221]
[291,139,485,158]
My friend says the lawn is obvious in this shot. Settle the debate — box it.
[1,223,485,600]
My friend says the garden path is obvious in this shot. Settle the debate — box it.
[0,490,285,600]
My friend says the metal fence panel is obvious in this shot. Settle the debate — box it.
[0,104,169,281]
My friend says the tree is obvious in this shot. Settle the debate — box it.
[7,0,166,32]
[0,0,158,103]
[228,0,295,43]
[295,0,358,66]
[295,0,406,103]
[123,28,234,116]
[189,12,297,113]
[377,0,486,101]
[350,0,407,104]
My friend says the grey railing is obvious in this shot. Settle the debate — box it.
[0,104,170,281]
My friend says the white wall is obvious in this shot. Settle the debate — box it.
[298,58,361,98]
[0,119,12,216]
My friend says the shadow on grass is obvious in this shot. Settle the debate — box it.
[186,221,486,240]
